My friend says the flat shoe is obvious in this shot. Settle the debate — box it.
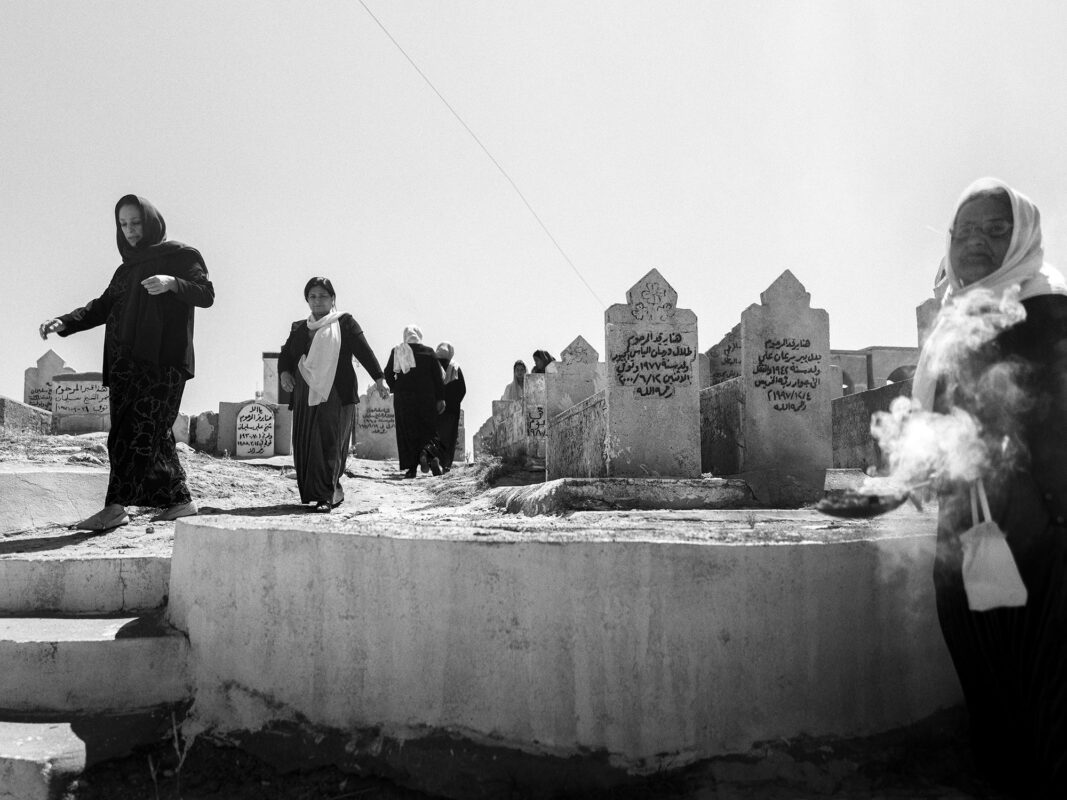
[75,510,130,531]
[419,453,429,473]
[152,501,199,522]
[313,501,332,513]
[429,457,442,476]
[403,468,417,479]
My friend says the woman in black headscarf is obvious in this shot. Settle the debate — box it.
[39,195,214,529]
[384,325,445,478]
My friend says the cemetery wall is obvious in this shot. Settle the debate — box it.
[0,395,52,434]
[832,379,913,471]
[170,518,962,773]
[699,378,744,476]
[491,400,525,460]
[547,390,608,479]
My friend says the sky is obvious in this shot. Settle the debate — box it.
[3,1,1067,452]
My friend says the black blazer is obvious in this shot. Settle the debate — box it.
[278,313,384,408]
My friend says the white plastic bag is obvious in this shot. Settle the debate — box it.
[959,479,1028,611]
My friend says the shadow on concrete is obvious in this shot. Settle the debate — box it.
[198,504,312,518]
[0,530,101,555]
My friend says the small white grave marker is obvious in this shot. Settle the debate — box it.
[235,402,275,458]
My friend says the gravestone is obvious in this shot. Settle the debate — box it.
[261,351,292,406]
[235,402,275,458]
[523,373,547,461]
[705,324,741,386]
[916,297,939,349]
[545,335,603,419]
[51,373,110,434]
[738,270,831,504]
[192,410,218,454]
[454,410,466,465]
[604,268,700,477]
[24,349,75,411]
[353,390,399,461]
[172,413,191,445]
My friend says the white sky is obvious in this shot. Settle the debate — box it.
[3,1,1067,450]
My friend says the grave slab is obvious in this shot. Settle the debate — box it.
[0,395,51,434]
[0,721,84,800]
[0,556,169,615]
[492,477,755,515]
[51,373,110,434]
[0,464,110,534]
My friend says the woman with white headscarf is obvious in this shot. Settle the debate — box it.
[434,341,467,471]
[279,278,388,512]
[384,325,446,478]
[915,179,1067,794]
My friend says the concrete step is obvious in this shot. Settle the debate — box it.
[0,555,169,615]
[0,614,190,716]
[0,464,110,534]
[0,721,83,800]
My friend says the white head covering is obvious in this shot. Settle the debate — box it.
[298,309,344,406]
[391,324,422,376]
[435,341,460,384]
[913,178,1067,410]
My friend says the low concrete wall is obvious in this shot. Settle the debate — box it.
[0,395,51,434]
[169,516,961,776]
[491,400,525,459]
[0,465,109,534]
[832,379,913,471]
[547,390,608,479]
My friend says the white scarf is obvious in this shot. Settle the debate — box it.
[298,310,343,406]
[913,178,1067,411]
[391,324,422,377]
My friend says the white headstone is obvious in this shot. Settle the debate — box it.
[24,350,75,411]
[235,402,275,458]
[545,335,603,419]
[51,373,110,433]
[353,390,399,460]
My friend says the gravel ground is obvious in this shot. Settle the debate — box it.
[1,429,1012,799]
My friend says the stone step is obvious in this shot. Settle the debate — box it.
[0,614,190,716]
[0,555,169,615]
[0,464,110,534]
[0,721,83,800]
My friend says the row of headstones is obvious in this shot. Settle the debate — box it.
[474,268,858,505]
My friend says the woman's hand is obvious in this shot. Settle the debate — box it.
[436,399,446,415]
[141,275,177,295]
[39,318,65,339]
[375,378,389,399]
[280,371,296,393]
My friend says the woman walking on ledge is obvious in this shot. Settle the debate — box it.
[39,195,214,530]
[279,277,388,513]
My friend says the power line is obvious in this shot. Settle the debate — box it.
[357,0,607,309]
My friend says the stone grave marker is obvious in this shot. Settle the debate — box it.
[738,270,831,504]
[545,335,603,419]
[604,268,700,477]
[705,324,741,386]
[51,372,110,434]
[523,373,547,460]
[353,389,399,461]
[235,402,275,458]
[24,349,75,411]
[916,297,940,349]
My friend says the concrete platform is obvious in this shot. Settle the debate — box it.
[492,476,755,515]
[0,556,169,615]
[0,721,83,800]
[0,614,191,715]
[168,510,961,792]
[0,464,109,534]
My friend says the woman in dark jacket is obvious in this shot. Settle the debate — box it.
[913,178,1067,796]
[39,195,214,529]
[279,277,387,512]
[434,341,466,471]
[384,325,445,478]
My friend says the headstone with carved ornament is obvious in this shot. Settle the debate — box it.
[24,349,75,411]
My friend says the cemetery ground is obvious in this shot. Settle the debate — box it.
[0,429,1010,800]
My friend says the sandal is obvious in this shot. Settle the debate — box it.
[313,501,332,513]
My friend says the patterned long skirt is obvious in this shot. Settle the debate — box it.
[291,380,355,505]
[105,357,191,507]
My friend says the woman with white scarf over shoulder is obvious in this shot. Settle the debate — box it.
[279,277,388,512]
[914,179,1067,795]
[384,325,446,478]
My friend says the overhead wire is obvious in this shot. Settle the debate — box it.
[357,0,607,309]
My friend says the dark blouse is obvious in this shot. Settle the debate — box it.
[384,343,445,401]
[278,313,384,408]
[442,366,466,414]
[58,248,214,385]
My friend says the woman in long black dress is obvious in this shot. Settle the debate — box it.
[279,278,388,513]
[39,195,214,529]
[434,341,466,471]
[913,178,1067,795]
[384,325,445,478]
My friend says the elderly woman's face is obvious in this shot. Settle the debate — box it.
[306,286,334,318]
[118,204,144,247]
[514,363,527,383]
[950,194,1013,286]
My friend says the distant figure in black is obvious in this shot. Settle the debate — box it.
[434,341,466,471]
[531,349,556,374]
[278,278,388,513]
[384,325,445,478]
[39,195,214,530]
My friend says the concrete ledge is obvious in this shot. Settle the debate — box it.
[0,721,83,800]
[0,464,109,534]
[169,514,961,786]
[0,557,170,615]
[491,477,756,515]
[0,615,190,715]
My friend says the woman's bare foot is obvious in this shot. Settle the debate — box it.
[152,500,199,522]
[75,504,129,531]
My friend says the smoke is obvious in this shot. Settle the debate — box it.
[868,287,1029,490]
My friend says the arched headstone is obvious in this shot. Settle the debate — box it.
[235,402,275,458]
